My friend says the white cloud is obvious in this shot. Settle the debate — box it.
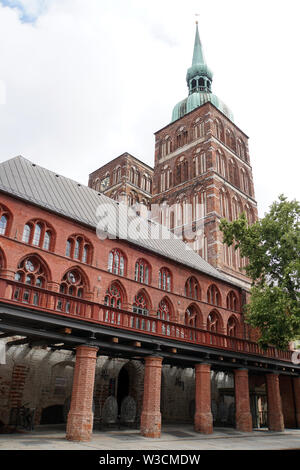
[0,0,299,218]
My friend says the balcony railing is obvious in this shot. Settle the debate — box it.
[0,278,293,363]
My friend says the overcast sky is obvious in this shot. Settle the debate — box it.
[0,0,299,217]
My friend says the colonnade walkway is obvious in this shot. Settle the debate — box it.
[0,424,300,450]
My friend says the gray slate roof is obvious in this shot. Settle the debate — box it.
[0,155,233,285]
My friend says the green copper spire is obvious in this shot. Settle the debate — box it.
[171,22,234,123]
[186,22,213,94]
[192,21,205,66]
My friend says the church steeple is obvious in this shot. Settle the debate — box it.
[186,22,213,94]
[171,21,234,123]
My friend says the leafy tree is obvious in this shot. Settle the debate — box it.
[219,195,300,350]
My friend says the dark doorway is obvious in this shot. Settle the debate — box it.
[117,367,129,414]
[40,405,64,424]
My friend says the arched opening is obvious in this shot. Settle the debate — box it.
[117,366,130,415]
[40,405,64,425]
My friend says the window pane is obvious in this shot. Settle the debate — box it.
[43,231,51,250]
[74,240,80,259]
[32,224,42,246]
[66,240,71,257]
[22,224,31,243]
[0,215,7,235]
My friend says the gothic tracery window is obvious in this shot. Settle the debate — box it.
[207,284,221,306]
[227,315,238,337]
[132,292,149,316]
[108,248,126,276]
[207,310,221,333]
[159,267,172,292]
[185,276,201,300]
[104,283,123,309]
[134,259,150,284]
[22,220,53,251]
[13,256,48,306]
[157,298,171,321]
[227,290,238,311]
[65,235,92,264]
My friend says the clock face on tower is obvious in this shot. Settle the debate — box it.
[100,176,110,191]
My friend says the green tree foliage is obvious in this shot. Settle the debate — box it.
[219,195,300,350]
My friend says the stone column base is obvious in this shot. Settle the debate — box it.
[140,411,161,438]
[66,412,94,442]
[236,412,253,432]
[194,412,213,434]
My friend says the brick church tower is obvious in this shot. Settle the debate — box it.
[151,23,258,288]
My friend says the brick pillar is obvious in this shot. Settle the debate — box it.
[194,363,213,434]
[66,345,98,441]
[140,355,162,438]
[234,368,252,432]
[266,373,284,432]
[293,377,300,428]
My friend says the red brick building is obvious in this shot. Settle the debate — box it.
[0,24,299,442]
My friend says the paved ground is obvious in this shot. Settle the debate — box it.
[0,424,300,450]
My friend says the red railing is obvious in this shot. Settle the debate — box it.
[0,278,293,363]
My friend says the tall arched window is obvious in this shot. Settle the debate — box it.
[219,188,229,219]
[227,315,238,337]
[22,220,54,251]
[43,231,51,251]
[226,290,238,311]
[108,248,126,276]
[185,276,201,300]
[104,283,123,309]
[207,310,221,332]
[134,259,150,284]
[185,304,202,340]
[66,235,92,264]
[185,305,201,328]
[22,224,32,243]
[157,298,173,335]
[157,298,171,321]
[207,284,221,306]
[0,205,11,236]
[0,215,8,235]
[56,269,87,314]
[175,157,188,185]
[159,267,171,292]
[32,223,42,246]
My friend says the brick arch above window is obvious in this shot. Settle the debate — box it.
[65,234,93,264]
[226,290,239,312]
[22,219,55,251]
[0,204,12,237]
[207,309,223,333]
[184,276,201,300]
[108,248,126,276]
[59,266,89,298]
[14,254,51,287]
[227,314,240,337]
[132,289,151,316]
[158,267,172,292]
[207,283,222,307]
[104,281,126,309]
[12,254,51,307]
[185,303,202,328]
[157,296,174,321]
[134,258,151,285]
